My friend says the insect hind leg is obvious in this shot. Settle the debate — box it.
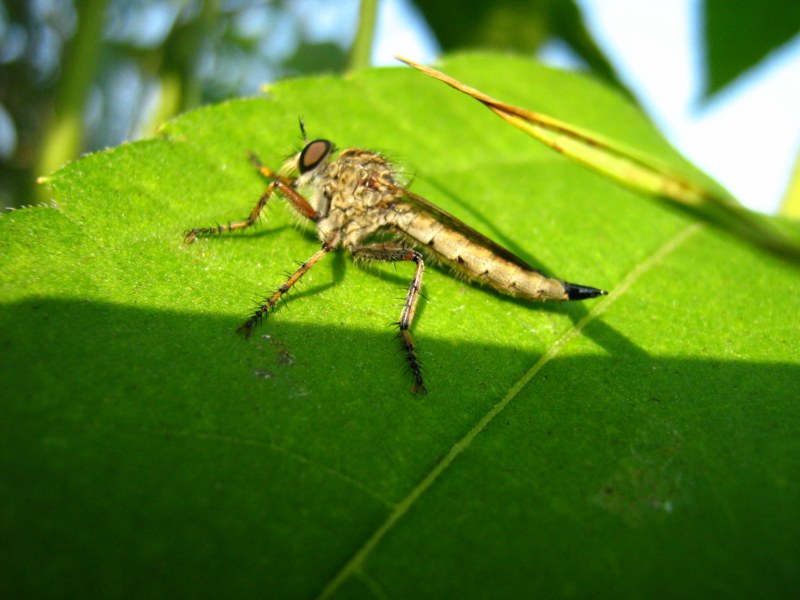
[352,243,427,395]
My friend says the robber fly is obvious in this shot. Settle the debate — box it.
[185,126,607,394]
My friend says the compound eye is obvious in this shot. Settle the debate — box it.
[298,139,332,174]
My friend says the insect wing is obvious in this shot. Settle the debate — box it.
[385,181,541,273]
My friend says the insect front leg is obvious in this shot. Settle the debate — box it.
[238,238,337,338]
[184,178,317,243]
[352,243,427,395]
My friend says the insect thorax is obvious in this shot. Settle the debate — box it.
[313,148,399,249]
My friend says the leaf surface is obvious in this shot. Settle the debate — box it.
[2,53,798,598]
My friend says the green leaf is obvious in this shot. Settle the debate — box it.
[399,56,800,263]
[413,0,632,96]
[780,147,800,218]
[703,0,800,98]
[413,0,551,52]
[2,53,799,597]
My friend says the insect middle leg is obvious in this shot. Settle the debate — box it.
[352,243,427,395]
[237,239,337,338]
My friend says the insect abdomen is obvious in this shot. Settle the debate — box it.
[396,210,570,301]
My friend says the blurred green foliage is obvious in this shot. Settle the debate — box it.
[412,0,629,96]
[1,0,799,211]
[702,0,800,98]
[0,0,352,209]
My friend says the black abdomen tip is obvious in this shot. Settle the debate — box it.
[563,282,608,300]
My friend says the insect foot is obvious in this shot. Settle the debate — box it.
[398,328,427,395]
[236,312,263,339]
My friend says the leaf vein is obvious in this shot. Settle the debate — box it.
[316,222,703,599]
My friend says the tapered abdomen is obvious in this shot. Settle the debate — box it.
[391,209,580,301]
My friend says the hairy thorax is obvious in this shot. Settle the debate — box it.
[311,148,400,249]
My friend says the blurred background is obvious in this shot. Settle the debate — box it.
[1,0,798,214]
